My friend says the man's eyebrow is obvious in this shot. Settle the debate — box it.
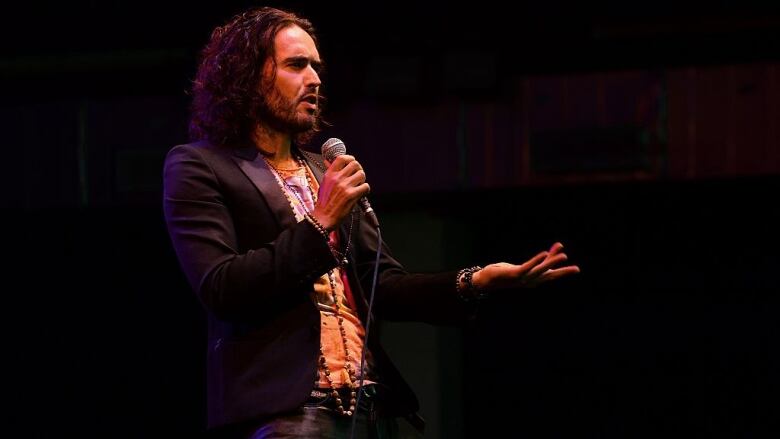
[284,55,322,65]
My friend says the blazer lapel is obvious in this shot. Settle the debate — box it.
[231,146,296,230]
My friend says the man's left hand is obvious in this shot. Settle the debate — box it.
[471,242,580,291]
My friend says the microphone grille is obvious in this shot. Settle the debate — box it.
[321,138,346,162]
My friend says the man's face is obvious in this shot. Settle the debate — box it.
[258,24,322,134]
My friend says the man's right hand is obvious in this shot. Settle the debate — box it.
[311,155,370,231]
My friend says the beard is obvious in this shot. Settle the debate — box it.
[253,84,320,144]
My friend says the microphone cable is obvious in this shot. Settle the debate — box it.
[305,144,383,438]
[349,225,382,439]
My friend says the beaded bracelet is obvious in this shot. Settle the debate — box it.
[306,214,352,266]
[456,265,485,302]
[305,214,329,238]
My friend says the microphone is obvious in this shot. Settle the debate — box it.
[321,137,379,228]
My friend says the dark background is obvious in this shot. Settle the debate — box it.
[3,1,779,437]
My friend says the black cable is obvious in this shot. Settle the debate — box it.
[349,226,382,439]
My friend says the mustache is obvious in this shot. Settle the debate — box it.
[299,89,324,103]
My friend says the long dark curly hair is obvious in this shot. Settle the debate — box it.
[189,7,319,146]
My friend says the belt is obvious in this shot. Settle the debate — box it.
[306,384,388,415]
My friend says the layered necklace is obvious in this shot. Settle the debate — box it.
[263,153,359,416]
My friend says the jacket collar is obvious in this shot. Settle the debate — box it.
[230,145,328,232]
[231,146,296,231]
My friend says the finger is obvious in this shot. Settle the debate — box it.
[339,160,363,177]
[535,265,581,283]
[515,251,548,275]
[328,155,355,171]
[352,182,370,198]
[528,253,569,278]
[344,168,367,187]
[547,242,564,256]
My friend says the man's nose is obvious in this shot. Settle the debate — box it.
[305,65,321,88]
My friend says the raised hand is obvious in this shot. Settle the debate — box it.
[470,242,580,290]
[311,155,370,230]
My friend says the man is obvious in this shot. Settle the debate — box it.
[163,6,579,438]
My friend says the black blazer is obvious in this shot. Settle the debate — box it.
[163,140,468,431]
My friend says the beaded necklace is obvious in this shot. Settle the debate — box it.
[263,153,359,416]
[264,155,352,265]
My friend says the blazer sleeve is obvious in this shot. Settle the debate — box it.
[352,213,474,325]
[163,144,339,321]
